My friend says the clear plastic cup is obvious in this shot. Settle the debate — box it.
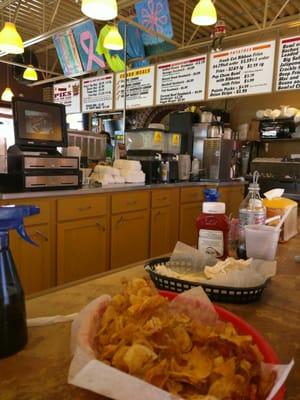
[245,225,280,261]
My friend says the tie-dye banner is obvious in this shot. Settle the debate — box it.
[135,0,173,46]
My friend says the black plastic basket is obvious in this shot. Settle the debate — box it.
[145,257,267,304]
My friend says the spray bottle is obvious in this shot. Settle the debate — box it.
[0,205,39,358]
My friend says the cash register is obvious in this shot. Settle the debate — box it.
[6,97,80,192]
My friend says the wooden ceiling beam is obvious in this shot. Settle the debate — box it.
[263,0,269,28]
[270,0,291,26]
[236,0,261,29]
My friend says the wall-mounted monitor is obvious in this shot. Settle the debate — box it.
[12,97,68,148]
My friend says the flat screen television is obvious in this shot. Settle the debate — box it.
[12,97,68,148]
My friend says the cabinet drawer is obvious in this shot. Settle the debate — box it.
[151,189,171,208]
[112,191,149,214]
[3,198,51,225]
[57,195,107,221]
[181,187,204,204]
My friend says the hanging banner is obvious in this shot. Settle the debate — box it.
[53,30,83,76]
[82,74,114,113]
[208,41,275,99]
[73,20,106,73]
[53,80,81,114]
[115,65,155,110]
[156,55,207,105]
[276,35,300,91]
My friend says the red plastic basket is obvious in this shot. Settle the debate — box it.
[159,290,285,400]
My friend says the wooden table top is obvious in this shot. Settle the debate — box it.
[1,235,300,400]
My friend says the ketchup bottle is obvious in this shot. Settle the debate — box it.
[196,202,229,260]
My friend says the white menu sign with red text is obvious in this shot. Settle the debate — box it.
[115,65,155,110]
[208,41,275,99]
[156,55,207,105]
[276,35,300,91]
[53,80,81,114]
[82,74,114,113]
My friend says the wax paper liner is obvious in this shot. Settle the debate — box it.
[68,287,293,400]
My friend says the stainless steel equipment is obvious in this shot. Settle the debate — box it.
[68,130,106,161]
[208,123,223,138]
[259,119,295,139]
[192,123,208,165]
[7,146,80,191]
[203,139,234,181]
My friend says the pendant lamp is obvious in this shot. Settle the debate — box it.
[1,64,14,102]
[0,22,24,54]
[23,65,38,81]
[191,0,217,26]
[103,25,123,50]
[81,0,118,20]
[1,87,14,102]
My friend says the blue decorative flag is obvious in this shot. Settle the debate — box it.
[135,0,173,46]
[72,20,106,72]
[112,20,149,68]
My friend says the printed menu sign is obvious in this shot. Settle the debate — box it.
[156,56,206,105]
[277,36,300,91]
[82,74,114,113]
[208,41,275,99]
[115,66,155,110]
[53,80,81,114]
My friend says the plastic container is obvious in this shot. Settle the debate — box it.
[245,225,280,260]
[196,202,229,259]
[263,197,298,242]
[204,188,219,201]
[126,130,165,151]
[163,132,181,154]
[238,172,266,259]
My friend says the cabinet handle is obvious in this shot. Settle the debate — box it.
[155,211,161,218]
[34,230,48,241]
[157,197,167,201]
[78,205,92,211]
[96,222,106,232]
[116,216,124,226]
[126,200,137,206]
[116,215,142,226]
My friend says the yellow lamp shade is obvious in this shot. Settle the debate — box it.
[0,22,24,54]
[103,26,123,50]
[81,0,117,20]
[1,87,14,102]
[191,0,217,26]
[23,65,38,81]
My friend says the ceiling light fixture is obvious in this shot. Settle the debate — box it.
[103,25,123,50]
[0,22,24,54]
[1,64,14,102]
[23,65,38,81]
[191,0,217,26]
[81,0,118,20]
[1,87,14,102]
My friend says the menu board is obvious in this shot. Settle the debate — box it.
[82,74,114,113]
[156,56,207,105]
[53,80,81,114]
[115,66,155,110]
[277,36,300,91]
[208,41,275,99]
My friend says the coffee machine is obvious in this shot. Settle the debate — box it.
[203,138,234,181]
[126,128,181,183]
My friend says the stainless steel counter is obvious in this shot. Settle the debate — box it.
[0,180,245,200]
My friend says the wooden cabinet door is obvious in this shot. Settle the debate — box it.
[57,216,108,284]
[150,207,171,258]
[179,202,202,247]
[219,186,245,217]
[111,210,149,269]
[10,224,54,295]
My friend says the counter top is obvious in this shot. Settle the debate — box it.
[1,233,299,400]
[0,180,245,200]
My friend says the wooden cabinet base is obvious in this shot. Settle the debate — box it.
[57,217,109,284]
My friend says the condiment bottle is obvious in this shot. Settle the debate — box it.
[237,171,266,259]
[196,202,229,260]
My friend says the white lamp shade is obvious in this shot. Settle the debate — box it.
[191,0,217,26]
[0,22,24,54]
[103,26,123,50]
[23,65,38,81]
[81,0,118,20]
[1,87,14,102]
